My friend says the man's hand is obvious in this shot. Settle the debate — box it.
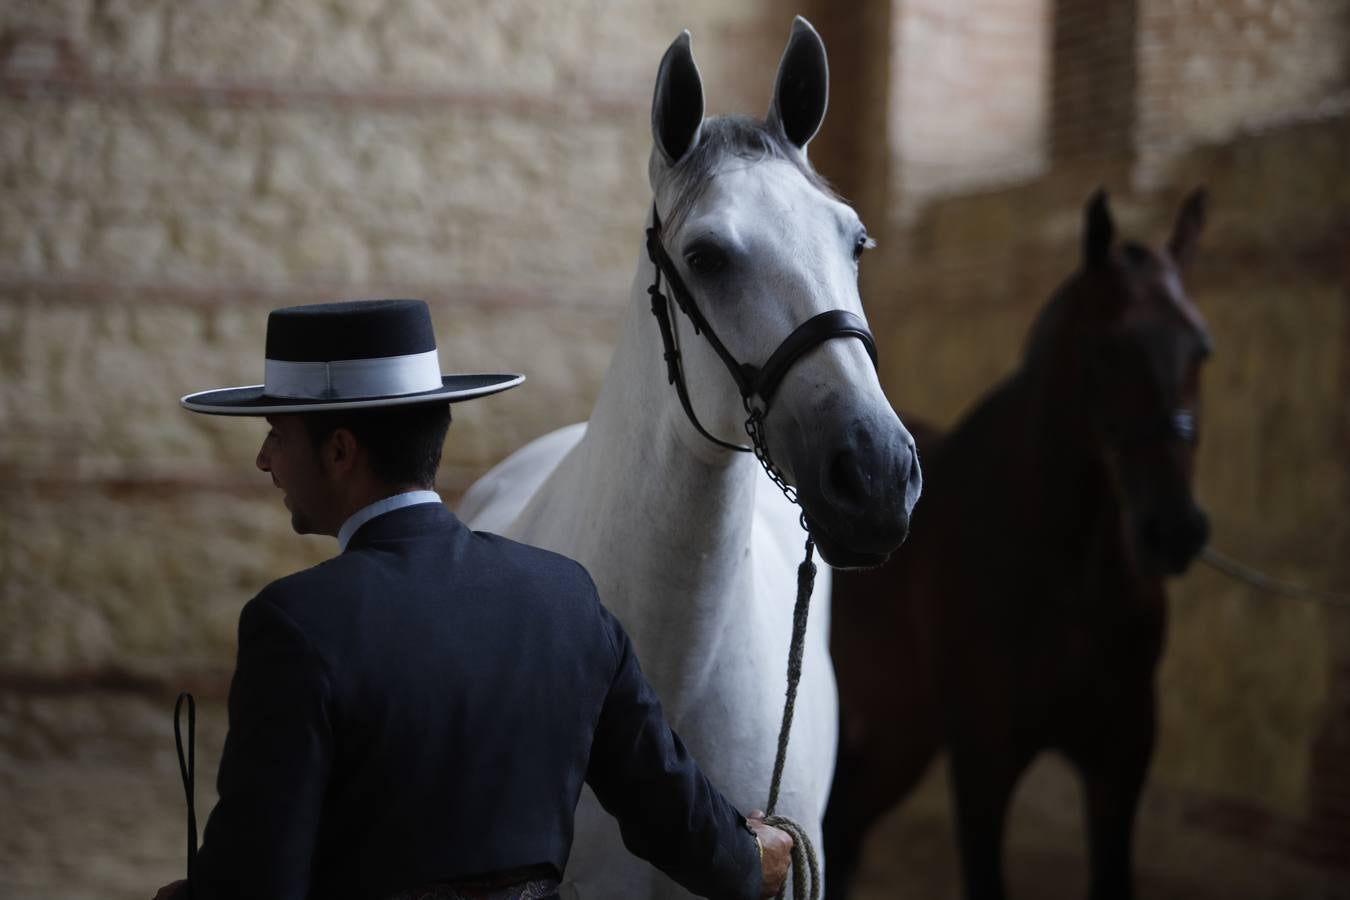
[746,810,793,899]
[152,880,189,899]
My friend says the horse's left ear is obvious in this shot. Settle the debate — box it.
[768,16,829,152]
[1168,187,1207,269]
[1084,188,1114,268]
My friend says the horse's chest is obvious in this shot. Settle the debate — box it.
[1050,591,1165,693]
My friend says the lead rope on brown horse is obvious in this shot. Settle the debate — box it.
[1200,546,1350,609]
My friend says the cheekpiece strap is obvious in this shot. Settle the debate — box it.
[646,211,757,399]
[646,246,753,454]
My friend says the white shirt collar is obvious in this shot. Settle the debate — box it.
[337,490,442,551]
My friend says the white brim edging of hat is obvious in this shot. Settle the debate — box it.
[181,373,525,416]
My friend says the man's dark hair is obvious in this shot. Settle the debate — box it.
[301,402,451,488]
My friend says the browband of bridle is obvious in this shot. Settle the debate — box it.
[644,205,879,455]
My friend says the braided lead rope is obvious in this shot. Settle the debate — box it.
[762,816,820,900]
[1201,547,1350,609]
[761,534,821,900]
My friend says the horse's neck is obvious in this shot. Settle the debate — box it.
[538,247,763,659]
[992,371,1159,604]
[992,373,1121,547]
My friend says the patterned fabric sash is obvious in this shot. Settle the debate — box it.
[387,875,559,900]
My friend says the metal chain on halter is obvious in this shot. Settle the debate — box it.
[744,403,799,507]
[743,403,821,900]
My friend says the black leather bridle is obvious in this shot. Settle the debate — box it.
[644,205,878,504]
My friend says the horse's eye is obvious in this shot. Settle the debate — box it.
[684,243,728,275]
[853,231,875,261]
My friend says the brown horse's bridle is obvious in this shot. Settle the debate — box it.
[644,205,878,506]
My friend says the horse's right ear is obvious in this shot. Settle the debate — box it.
[651,31,705,167]
[1084,188,1114,268]
[1168,186,1207,269]
[768,17,829,152]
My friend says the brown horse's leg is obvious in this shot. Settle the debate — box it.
[823,724,938,900]
[1077,689,1156,900]
[948,740,1033,900]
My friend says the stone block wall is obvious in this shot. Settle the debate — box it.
[0,2,805,896]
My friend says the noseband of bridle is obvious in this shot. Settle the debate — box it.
[644,205,879,503]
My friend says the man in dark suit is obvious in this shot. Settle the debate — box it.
[157,300,792,900]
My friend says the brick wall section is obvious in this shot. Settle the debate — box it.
[886,0,1052,224]
[1052,0,1137,161]
[1134,0,1350,187]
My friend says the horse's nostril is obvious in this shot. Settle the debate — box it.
[900,444,917,487]
[827,450,867,505]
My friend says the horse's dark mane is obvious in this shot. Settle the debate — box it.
[1022,242,1157,366]
[658,115,840,232]
[1021,282,1073,368]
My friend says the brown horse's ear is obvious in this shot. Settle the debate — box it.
[652,31,705,167]
[1084,188,1114,268]
[1168,187,1207,269]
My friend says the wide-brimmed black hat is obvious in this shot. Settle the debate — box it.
[181,299,524,415]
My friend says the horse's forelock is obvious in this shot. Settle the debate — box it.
[656,115,839,234]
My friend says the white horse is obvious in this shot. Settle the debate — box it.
[460,18,921,898]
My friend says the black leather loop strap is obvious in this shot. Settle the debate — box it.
[175,691,198,889]
[647,272,752,453]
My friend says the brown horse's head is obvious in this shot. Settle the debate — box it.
[1031,188,1212,575]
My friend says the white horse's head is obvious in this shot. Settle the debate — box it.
[644,18,921,568]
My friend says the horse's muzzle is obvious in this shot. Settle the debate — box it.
[799,425,922,569]
[1139,504,1209,575]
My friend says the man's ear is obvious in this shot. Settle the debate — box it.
[324,427,361,477]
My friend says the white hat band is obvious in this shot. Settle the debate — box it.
[263,349,443,400]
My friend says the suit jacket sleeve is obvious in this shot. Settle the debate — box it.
[193,592,335,900]
[585,603,762,900]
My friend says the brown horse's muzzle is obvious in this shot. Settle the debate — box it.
[1139,502,1209,575]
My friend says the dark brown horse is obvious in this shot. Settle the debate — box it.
[824,188,1212,900]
